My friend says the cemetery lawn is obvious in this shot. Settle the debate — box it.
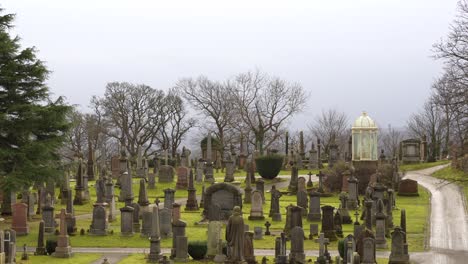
[118,253,390,263]
[15,253,101,264]
[399,160,450,172]
[15,186,430,252]
[432,166,468,204]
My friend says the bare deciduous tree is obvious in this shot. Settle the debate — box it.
[157,89,196,157]
[230,70,308,154]
[407,101,445,161]
[380,124,403,159]
[308,108,349,155]
[92,82,167,158]
[175,76,234,152]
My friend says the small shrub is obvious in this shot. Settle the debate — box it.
[45,240,57,255]
[338,239,345,258]
[255,154,284,179]
[188,240,207,260]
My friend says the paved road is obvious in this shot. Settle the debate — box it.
[404,165,468,264]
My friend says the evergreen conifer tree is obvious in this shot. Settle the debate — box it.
[0,9,71,196]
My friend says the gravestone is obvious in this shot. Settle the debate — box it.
[364,200,373,230]
[288,164,299,194]
[348,176,359,209]
[269,185,282,221]
[297,177,306,192]
[206,221,223,258]
[321,205,337,241]
[203,183,243,221]
[148,172,156,189]
[375,199,387,249]
[361,237,376,264]
[53,209,73,258]
[141,211,153,237]
[224,153,235,183]
[254,227,263,240]
[159,207,173,238]
[131,203,141,232]
[176,166,189,189]
[398,179,419,196]
[185,169,199,211]
[158,165,175,183]
[244,169,253,204]
[356,228,375,260]
[171,215,187,259]
[65,191,77,234]
[174,236,188,262]
[334,211,343,238]
[163,189,176,209]
[148,206,162,262]
[73,159,88,205]
[308,144,318,170]
[284,205,303,237]
[35,221,46,255]
[105,177,114,204]
[196,158,204,183]
[108,196,117,222]
[249,190,265,220]
[120,206,134,236]
[297,190,308,217]
[338,193,352,224]
[118,171,133,204]
[204,133,215,183]
[289,226,305,264]
[138,179,150,213]
[111,156,120,178]
[256,179,265,202]
[89,205,108,235]
[389,227,409,264]
[315,233,329,260]
[12,203,29,235]
[244,232,256,264]
[309,224,319,239]
[343,234,355,264]
[307,191,321,221]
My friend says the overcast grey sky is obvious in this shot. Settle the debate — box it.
[2,0,459,130]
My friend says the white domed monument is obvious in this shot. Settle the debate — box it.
[351,111,379,191]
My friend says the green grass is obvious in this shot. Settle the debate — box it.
[118,253,389,263]
[399,160,450,172]
[12,170,429,257]
[15,253,101,264]
[432,166,468,205]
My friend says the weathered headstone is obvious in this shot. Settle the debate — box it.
[249,190,265,220]
[176,166,189,189]
[398,179,419,196]
[203,183,243,221]
[53,209,73,258]
[159,207,172,238]
[185,169,199,211]
[148,206,162,263]
[348,175,359,209]
[120,205,134,236]
[35,221,46,255]
[89,205,108,235]
[253,226,263,240]
[158,165,175,183]
[204,132,215,183]
[334,211,343,238]
[42,196,55,234]
[269,185,282,222]
[174,236,188,262]
[308,144,318,170]
[288,164,299,194]
[307,191,321,221]
[12,203,29,235]
[338,192,352,224]
[163,188,176,209]
[256,179,265,202]
[361,237,376,264]
[289,226,305,264]
[297,177,306,192]
[141,211,153,237]
[244,231,256,264]
[171,215,187,259]
[196,158,204,183]
[206,221,223,258]
[131,203,141,232]
[284,205,303,237]
[375,199,387,249]
[297,190,308,216]
[389,226,409,264]
[320,205,337,241]
[309,223,319,239]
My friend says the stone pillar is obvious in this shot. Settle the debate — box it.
[320,205,337,241]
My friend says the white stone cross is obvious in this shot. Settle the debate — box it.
[315,232,329,257]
